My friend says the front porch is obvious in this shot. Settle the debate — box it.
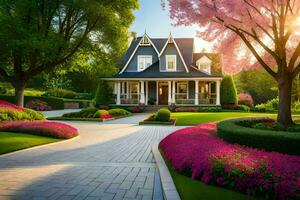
[113,79,221,106]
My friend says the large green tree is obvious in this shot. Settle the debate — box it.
[0,0,138,106]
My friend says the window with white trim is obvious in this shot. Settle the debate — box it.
[198,63,211,74]
[137,55,152,71]
[166,55,176,71]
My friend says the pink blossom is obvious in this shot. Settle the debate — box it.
[238,93,254,107]
[0,100,24,110]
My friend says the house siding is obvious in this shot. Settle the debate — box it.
[188,81,195,99]
[160,43,185,72]
[125,46,158,72]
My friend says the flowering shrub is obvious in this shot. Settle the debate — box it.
[25,99,52,111]
[131,106,141,113]
[238,93,254,107]
[160,123,300,199]
[175,107,197,112]
[0,100,44,121]
[0,121,78,139]
[100,114,113,119]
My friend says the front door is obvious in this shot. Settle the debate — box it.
[159,83,168,105]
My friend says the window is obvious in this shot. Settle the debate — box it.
[177,82,188,99]
[138,55,152,71]
[166,55,176,71]
[198,63,211,74]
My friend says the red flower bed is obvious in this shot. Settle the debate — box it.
[175,107,198,112]
[0,121,78,139]
[100,114,113,119]
[222,103,238,109]
[25,99,51,111]
[0,100,24,110]
[160,124,300,199]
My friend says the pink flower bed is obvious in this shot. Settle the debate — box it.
[238,93,254,107]
[160,123,300,199]
[0,121,78,139]
[0,100,24,110]
[25,99,51,111]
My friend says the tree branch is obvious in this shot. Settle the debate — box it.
[289,41,300,70]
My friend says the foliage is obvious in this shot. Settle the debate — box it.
[148,98,155,105]
[0,100,45,121]
[47,117,102,121]
[0,0,138,106]
[108,109,130,116]
[43,73,72,90]
[44,89,77,99]
[0,95,64,110]
[155,109,171,122]
[0,121,78,139]
[237,93,254,107]
[63,107,98,118]
[198,106,222,112]
[0,132,61,155]
[255,97,279,111]
[168,103,176,112]
[100,114,113,120]
[175,107,198,112]
[93,110,109,118]
[160,123,300,199]
[217,118,300,155]
[220,76,237,105]
[25,99,51,111]
[94,81,115,106]
[234,70,277,104]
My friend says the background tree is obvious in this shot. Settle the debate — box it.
[166,0,300,126]
[234,69,277,104]
[94,80,115,106]
[0,0,138,106]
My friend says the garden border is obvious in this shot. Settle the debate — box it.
[152,142,181,200]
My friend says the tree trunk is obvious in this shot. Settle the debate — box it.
[277,75,293,126]
[14,84,25,107]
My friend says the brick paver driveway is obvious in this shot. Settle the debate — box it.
[0,114,183,200]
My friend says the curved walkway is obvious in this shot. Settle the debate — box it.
[0,114,183,200]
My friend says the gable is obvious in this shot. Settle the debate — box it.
[193,53,222,74]
[160,43,186,72]
[124,46,159,72]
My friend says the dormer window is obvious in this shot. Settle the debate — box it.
[166,55,176,71]
[138,55,152,71]
[196,56,212,74]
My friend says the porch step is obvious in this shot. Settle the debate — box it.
[144,105,169,112]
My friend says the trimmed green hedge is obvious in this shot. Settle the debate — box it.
[220,75,237,105]
[0,95,64,110]
[217,118,300,155]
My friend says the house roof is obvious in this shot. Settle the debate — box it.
[114,62,223,78]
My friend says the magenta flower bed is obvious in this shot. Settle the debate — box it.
[175,107,198,112]
[160,123,300,199]
[0,121,78,139]
[0,100,24,110]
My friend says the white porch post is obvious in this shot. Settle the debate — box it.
[126,81,129,99]
[140,81,145,104]
[168,81,172,105]
[116,81,121,105]
[216,80,221,105]
[145,81,148,105]
[172,81,176,104]
[113,82,117,95]
[156,81,159,105]
[195,80,199,105]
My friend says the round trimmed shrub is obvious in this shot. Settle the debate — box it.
[220,75,237,106]
[217,117,300,155]
[93,109,109,118]
[108,108,130,116]
[237,92,253,107]
[62,107,98,118]
[155,108,171,122]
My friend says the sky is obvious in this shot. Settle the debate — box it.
[130,0,213,52]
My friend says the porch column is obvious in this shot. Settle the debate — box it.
[216,80,221,105]
[172,81,176,104]
[116,81,121,105]
[145,81,148,105]
[113,82,117,95]
[156,81,159,105]
[195,80,199,105]
[140,81,145,104]
[168,81,172,105]
[126,81,129,99]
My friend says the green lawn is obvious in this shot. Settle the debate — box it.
[162,150,260,200]
[0,132,61,155]
[172,112,275,125]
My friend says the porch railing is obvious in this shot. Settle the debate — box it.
[174,93,216,105]
[120,93,140,104]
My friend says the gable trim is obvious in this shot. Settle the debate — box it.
[158,35,189,72]
[119,34,160,74]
